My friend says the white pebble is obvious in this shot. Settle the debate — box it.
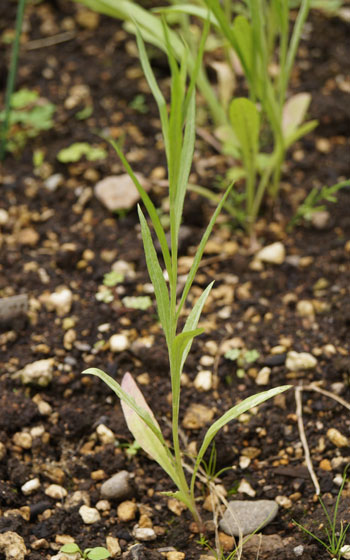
[296,300,314,318]
[286,351,317,371]
[193,370,212,391]
[275,495,292,508]
[256,367,271,386]
[256,242,285,265]
[239,456,251,469]
[13,432,32,449]
[21,478,41,495]
[238,479,256,497]
[96,424,115,445]
[13,358,54,387]
[45,484,67,500]
[46,288,73,316]
[79,505,101,524]
[0,209,9,226]
[133,526,156,541]
[109,333,129,352]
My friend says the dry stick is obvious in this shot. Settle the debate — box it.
[24,31,75,50]
[302,383,350,412]
[295,386,321,496]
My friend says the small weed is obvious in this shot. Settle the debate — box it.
[60,543,110,560]
[57,142,107,163]
[293,465,350,559]
[129,94,149,113]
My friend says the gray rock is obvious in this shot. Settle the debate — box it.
[219,500,278,536]
[100,470,132,500]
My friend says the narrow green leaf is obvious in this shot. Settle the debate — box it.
[176,181,234,318]
[191,385,291,490]
[284,120,318,149]
[138,206,170,342]
[180,282,214,369]
[109,139,172,277]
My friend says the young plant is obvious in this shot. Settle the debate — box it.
[76,0,317,233]
[0,88,56,155]
[293,465,350,560]
[60,543,110,560]
[83,25,290,528]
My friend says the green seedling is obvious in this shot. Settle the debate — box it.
[122,296,152,310]
[83,24,290,529]
[57,142,107,163]
[289,180,350,229]
[75,105,93,120]
[76,0,319,233]
[129,94,149,113]
[60,543,110,560]
[293,465,350,559]
[95,287,114,304]
[103,270,124,287]
[0,88,56,154]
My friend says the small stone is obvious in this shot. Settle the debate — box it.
[327,428,349,448]
[218,532,235,552]
[79,505,101,524]
[311,210,330,230]
[21,478,40,495]
[0,441,6,460]
[100,470,132,500]
[64,490,90,509]
[109,333,130,353]
[275,495,292,509]
[117,500,137,522]
[106,536,121,557]
[132,526,156,541]
[296,300,315,318]
[239,456,251,469]
[166,552,185,560]
[167,498,187,516]
[286,351,317,371]
[95,174,150,211]
[16,227,39,246]
[46,287,73,316]
[0,531,27,560]
[238,479,256,497]
[96,500,110,511]
[256,242,285,265]
[0,209,9,225]
[241,447,261,459]
[256,367,271,386]
[293,544,304,557]
[45,484,67,500]
[13,432,32,449]
[44,173,63,192]
[193,370,212,391]
[219,500,278,536]
[96,424,115,445]
[76,8,100,29]
[340,545,350,559]
[319,459,332,471]
[182,403,215,429]
[13,358,54,386]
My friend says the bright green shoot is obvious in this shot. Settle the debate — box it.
[293,465,350,559]
[83,25,290,527]
[60,543,110,560]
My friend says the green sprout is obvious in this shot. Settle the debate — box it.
[83,23,290,530]
[57,142,107,163]
[60,543,110,560]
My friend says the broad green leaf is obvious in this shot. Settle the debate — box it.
[121,373,179,484]
[83,368,166,446]
[57,142,106,163]
[60,543,81,554]
[232,15,254,79]
[122,296,152,310]
[138,206,170,341]
[86,547,111,560]
[177,181,234,318]
[229,98,260,165]
[282,93,311,137]
[191,385,291,490]
[11,88,38,109]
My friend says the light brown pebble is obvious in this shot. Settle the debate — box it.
[106,536,121,556]
[218,531,235,552]
[319,459,332,471]
[327,428,349,448]
[166,552,185,560]
[117,500,137,522]
[45,484,67,500]
[79,505,101,524]
[13,432,32,449]
[167,498,187,516]
[182,403,214,429]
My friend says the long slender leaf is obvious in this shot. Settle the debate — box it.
[138,207,170,342]
[176,181,234,319]
[191,385,291,492]
[109,139,172,277]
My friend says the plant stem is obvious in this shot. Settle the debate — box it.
[0,0,26,161]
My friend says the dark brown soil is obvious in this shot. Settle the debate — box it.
[0,2,349,559]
